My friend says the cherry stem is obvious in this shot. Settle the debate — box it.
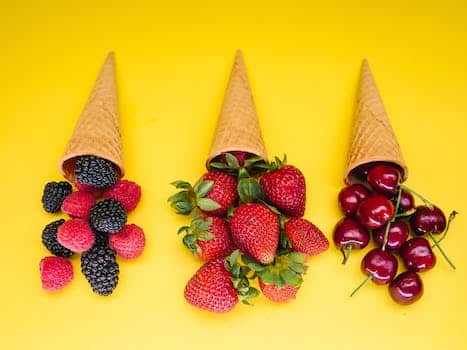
[395,209,416,218]
[350,275,372,297]
[382,186,402,251]
[341,245,353,265]
[428,232,456,270]
[399,184,433,207]
[434,211,458,245]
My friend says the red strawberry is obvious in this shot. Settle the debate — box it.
[260,157,306,218]
[230,204,279,264]
[169,171,237,217]
[184,251,258,313]
[244,252,307,303]
[61,191,95,219]
[179,216,234,261]
[284,218,329,256]
[218,151,250,167]
[184,258,238,313]
[259,279,299,303]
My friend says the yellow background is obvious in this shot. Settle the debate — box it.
[1,1,466,349]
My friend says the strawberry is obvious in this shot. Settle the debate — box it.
[284,218,329,256]
[259,280,299,303]
[184,251,258,313]
[260,156,306,218]
[230,203,279,264]
[169,171,237,217]
[243,252,307,303]
[178,216,235,261]
[217,151,250,167]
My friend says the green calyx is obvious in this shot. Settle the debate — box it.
[209,153,269,176]
[224,250,260,305]
[178,216,214,254]
[243,252,307,289]
[168,178,221,215]
[277,216,292,254]
[237,169,264,204]
[267,154,287,172]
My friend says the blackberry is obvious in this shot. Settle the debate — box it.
[90,199,127,233]
[75,155,118,189]
[81,241,119,296]
[93,229,110,246]
[41,181,72,213]
[41,219,74,258]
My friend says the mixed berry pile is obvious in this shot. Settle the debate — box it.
[39,155,145,296]
[334,162,457,305]
[169,152,329,313]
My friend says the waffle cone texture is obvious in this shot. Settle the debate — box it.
[345,60,408,183]
[59,52,124,181]
[206,50,268,166]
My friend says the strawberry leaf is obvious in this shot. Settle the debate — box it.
[177,226,190,235]
[170,180,191,189]
[197,231,214,241]
[289,252,307,264]
[238,178,264,203]
[197,198,221,211]
[225,153,240,169]
[280,270,302,287]
[195,180,214,198]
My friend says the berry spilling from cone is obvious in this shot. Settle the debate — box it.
[39,155,145,296]
[335,161,458,305]
[169,153,329,313]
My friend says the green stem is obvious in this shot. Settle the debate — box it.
[400,184,433,207]
[428,232,456,270]
[341,245,353,265]
[395,209,416,218]
[435,211,458,245]
[382,186,402,251]
[350,275,372,297]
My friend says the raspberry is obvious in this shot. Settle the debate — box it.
[57,218,95,252]
[41,181,72,213]
[74,181,103,198]
[41,219,74,258]
[61,191,95,219]
[75,155,118,189]
[103,179,141,212]
[109,224,145,259]
[39,256,73,291]
[89,199,127,233]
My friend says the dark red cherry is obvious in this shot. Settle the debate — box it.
[398,190,415,213]
[373,221,409,250]
[333,217,370,264]
[410,205,446,235]
[367,164,401,196]
[350,163,373,182]
[338,184,369,216]
[389,271,423,305]
[400,237,436,272]
[356,194,395,229]
[361,248,398,285]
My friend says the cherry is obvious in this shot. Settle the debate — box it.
[367,164,401,196]
[338,184,369,216]
[373,221,409,250]
[356,194,395,229]
[398,190,415,213]
[350,163,373,182]
[350,248,398,296]
[389,271,423,305]
[400,237,436,272]
[410,205,446,235]
[333,217,370,264]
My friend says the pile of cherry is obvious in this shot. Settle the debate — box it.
[169,152,329,313]
[334,162,457,305]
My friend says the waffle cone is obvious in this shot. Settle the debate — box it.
[59,52,124,181]
[206,50,268,167]
[344,60,407,184]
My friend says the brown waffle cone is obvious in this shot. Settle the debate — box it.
[206,50,268,167]
[344,59,408,184]
[59,52,124,181]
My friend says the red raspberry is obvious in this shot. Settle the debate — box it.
[61,191,95,219]
[109,224,145,259]
[74,181,103,198]
[57,219,94,252]
[103,180,141,212]
[39,256,73,291]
